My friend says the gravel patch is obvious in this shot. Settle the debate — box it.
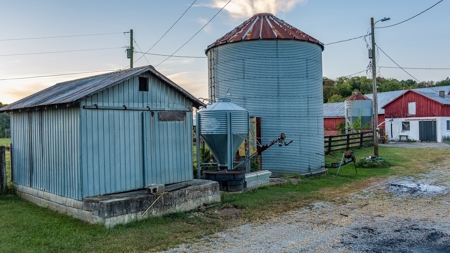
[160,159,450,253]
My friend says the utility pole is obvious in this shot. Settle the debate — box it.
[129,29,134,68]
[370,17,390,157]
[371,17,378,157]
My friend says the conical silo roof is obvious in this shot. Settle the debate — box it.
[346,92,372,101]
[206,13,324,52]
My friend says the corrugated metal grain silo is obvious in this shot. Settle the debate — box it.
[345,92,373,129]
[205,13,325,175]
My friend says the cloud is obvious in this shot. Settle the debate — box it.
[209,0,307,19]
[197,17,213,33]
[166,72,208,99]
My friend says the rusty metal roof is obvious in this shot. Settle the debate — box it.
[346,92,371,101]
[206,13,324,52]
[0,65,205,111]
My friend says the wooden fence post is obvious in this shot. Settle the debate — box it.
[346,134,350,150]
[10,143,13,183]
[0,146,5,193]
[327,136,332,154]
[360,132,363,149]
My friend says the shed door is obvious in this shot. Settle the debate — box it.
[142,111,192,186]
[419,121,437,142]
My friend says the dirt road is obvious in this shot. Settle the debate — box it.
[162,151,450,252]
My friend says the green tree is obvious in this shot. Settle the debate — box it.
[0,102,10,138]
[328,94,346,103]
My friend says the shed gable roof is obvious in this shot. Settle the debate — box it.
[1,65,205,111]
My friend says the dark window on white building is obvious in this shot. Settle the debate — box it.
[139,77,149,91]
[402,121,410,131]
[447,120,450,130]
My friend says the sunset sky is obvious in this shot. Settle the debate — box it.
[1,0,449,104]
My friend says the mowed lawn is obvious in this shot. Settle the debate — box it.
[0,144,449,252]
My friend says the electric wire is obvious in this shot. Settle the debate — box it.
[133,38,150,65]
[0,47,123,57]
[0,69,118,81]
[133,0,197,64]
[379,66,450,70]
[155,0,231,67]
[134,51,206,58]
[0,32,122,42]
[345,69,368,77]
[324,34,367,46]
[376,0,443,29]
[376,45,420,82]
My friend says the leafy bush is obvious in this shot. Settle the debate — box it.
[356,158,390,168]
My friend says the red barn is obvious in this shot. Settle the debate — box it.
[382,89,450,142]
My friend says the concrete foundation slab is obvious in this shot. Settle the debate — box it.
[245,170,272,189]
[15,179,220,227]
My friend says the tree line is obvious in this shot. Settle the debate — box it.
[323,76,450,103]
[0,102,10,138]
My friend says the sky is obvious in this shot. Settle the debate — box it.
[0,0,449,104]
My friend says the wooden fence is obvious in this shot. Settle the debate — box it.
[0,146,6,192]
[324,132,374,154]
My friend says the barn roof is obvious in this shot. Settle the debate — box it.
[0,65,205,111]
[324,86,450,116]
[323,102,345,117]
[206,13,324,52]
[381,89,450,109]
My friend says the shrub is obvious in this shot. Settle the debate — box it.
[356,158,390,168]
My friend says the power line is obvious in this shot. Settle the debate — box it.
[0,47,123,57]
[134,51,206,58]
[0,69,118,81]
[133,0,197,64]
[345,69,368,77]
[379,66,450,70]
[155,0,231,67]
[324,34,367,46]
[376,45,420,82]
[376,0,443,29]
[133,38,150,65]
[0,32,122,42]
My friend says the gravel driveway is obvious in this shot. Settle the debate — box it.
[161,156,450,253]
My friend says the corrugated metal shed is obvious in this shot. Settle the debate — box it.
[206,13,324,52]
[0,65,204,111]
[7,66,201,200]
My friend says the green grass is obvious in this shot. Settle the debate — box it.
[0,145,448,252]
[0,137,10,146]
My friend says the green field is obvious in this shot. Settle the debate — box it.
[0,145,448,252]
[0,138,10,146]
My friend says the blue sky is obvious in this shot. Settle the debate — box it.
[1,0,448,104]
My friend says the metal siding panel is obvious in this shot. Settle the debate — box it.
[12,108,81,199]
[210,40,324,174]
[78,76,195,197]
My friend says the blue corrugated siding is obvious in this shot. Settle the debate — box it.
[10,108,81,199]
[143,112,193,185]
[208,40,324,174]
[80,75,194,198]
